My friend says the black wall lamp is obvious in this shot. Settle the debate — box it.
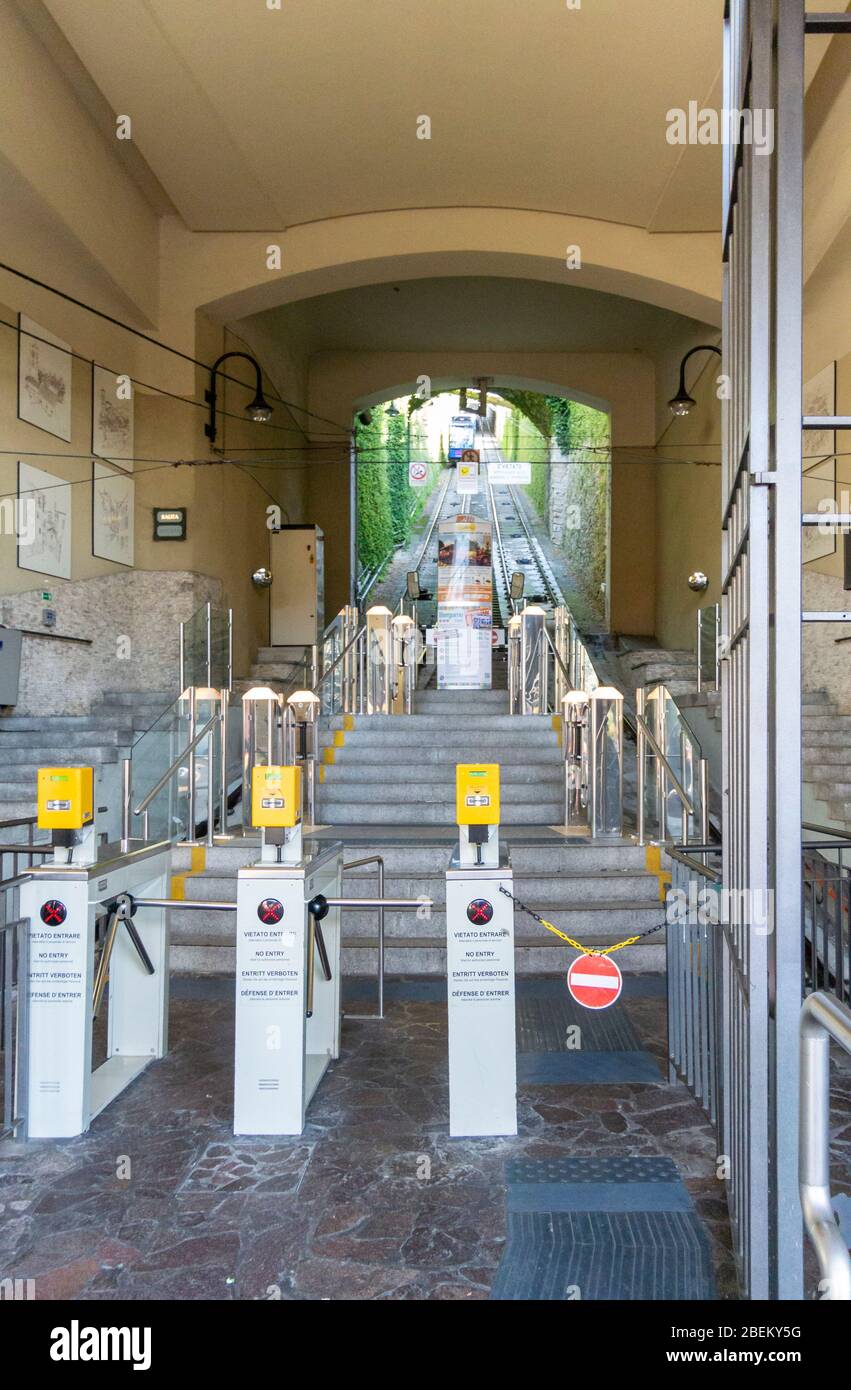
[668,344,722,417]
[204,351,272,444]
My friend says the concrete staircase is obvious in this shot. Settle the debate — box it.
[317,689,563,826]
[0,689,173,819]
[168,836,665,977]
[616,646,699,698]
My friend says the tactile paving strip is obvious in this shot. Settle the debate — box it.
[505,1156,691,1213]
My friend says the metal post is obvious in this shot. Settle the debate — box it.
[187,685,197,842]
[696,608,703,693]
[219,692,229,835]
[179,620,185,694]
[774,0,805,1298]
[121,757,131,845]
[205,602,212,689]
[227,609,233,692]
[588,687,623,839]
[699,757,709,847]
[205,698,217,849]
[636,687,646,845]
[366,606,393,715]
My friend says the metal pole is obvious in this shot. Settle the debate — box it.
[179,620,185,693]
[378,857,385,1019]
[774,0,806,1300]
[696,608,703,693]
[121,757,131,845]
[699,757,709,847]
[205,704,216,849]
[219,693,229,835]
[205,602,212,689]
[187,685,197,842]
[636,688,646,845]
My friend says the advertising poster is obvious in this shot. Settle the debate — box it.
[437,514,492,689]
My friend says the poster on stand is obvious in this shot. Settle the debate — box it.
[437,514,492,689]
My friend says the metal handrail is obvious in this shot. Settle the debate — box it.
[635,711,695,816]
[316,625,365,692]
[667,845,722,885]
[341,855,386,1021]
[544,627,573,695]
[799,991,851,1300]
[133,711,220,816]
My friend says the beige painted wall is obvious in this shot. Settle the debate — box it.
[0,294,309,679]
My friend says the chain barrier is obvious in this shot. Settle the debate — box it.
[498,883,666,957]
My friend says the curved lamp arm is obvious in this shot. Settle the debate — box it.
[204,351,272,443]
[669,343,722,417]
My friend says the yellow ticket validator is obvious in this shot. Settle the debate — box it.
[455,763,500,826]
[37,767,94,830]
[251,765,302,829]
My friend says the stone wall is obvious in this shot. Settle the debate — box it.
[0,570,222,715]
[803,569,851,711]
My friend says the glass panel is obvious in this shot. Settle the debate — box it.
[130,690,220,842]
[320,613,344,717]
[182,603,231,690]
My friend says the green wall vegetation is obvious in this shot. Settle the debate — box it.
[498,393,611,623]
[355,400,441,580]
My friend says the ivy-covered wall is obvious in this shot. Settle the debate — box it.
[498,393,611,625]
[355,401,439,580]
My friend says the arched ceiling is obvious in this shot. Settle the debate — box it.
[41,0,726,234]
[244,274,713,356]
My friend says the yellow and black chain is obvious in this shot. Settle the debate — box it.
[498,884,665,957]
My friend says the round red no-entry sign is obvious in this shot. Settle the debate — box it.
[566,953,623,1009]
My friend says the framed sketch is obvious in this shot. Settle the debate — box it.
[17,461,72,579]
[802,362,836,565]
[92,364,134,469]
[92,461,134,567]
[17,315,72,442]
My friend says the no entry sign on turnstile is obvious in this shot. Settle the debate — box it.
[566,953,623,1010]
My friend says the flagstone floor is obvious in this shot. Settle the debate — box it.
[4,975,844,1301]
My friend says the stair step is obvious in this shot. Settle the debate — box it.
[316,803,564,824]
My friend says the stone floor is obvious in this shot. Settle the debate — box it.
[2,975,848,1302]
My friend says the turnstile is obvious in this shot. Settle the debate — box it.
[20,840,170,1139]
[446,763,517,1137]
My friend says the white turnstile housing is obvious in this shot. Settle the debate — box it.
[234,841,342,1135]
[445,858,517,1137]
[19,842,171,1138]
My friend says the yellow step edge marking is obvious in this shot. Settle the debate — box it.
[645,843,672,902]
[343,714,354,731]
[322,746,336,764]
[333,730,346,748]
[170,845,206,902]
[319,765,325,783]
[552,714,562,732]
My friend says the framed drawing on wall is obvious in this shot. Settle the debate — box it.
[92,364,134,469]
[802,362,837,566]
[92,461,134,567]
[17,461,72,580]
[17,315,72,442]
